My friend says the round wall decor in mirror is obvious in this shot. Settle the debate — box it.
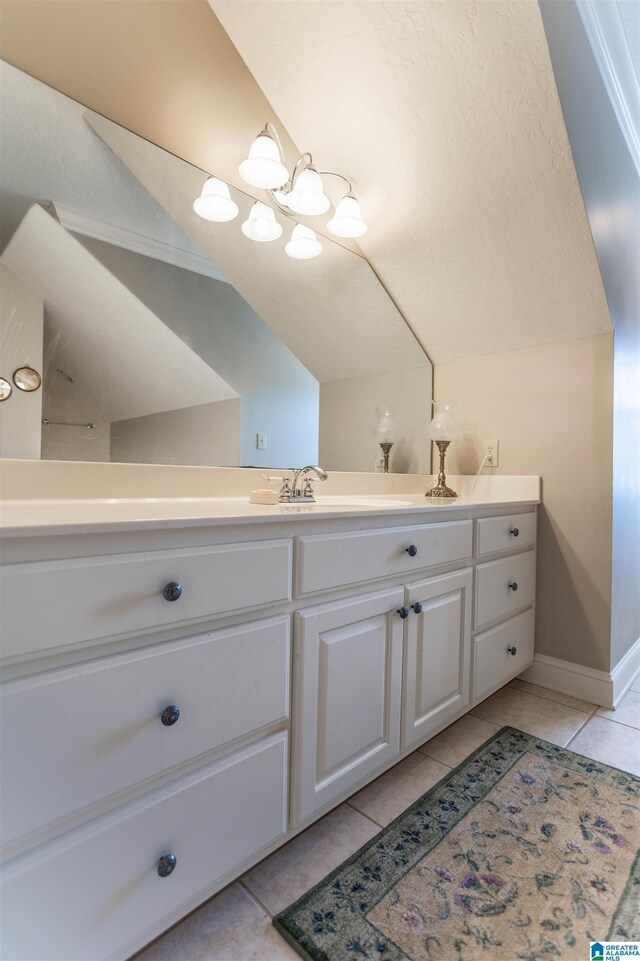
[0,378,13,401]
[13,366,42,392]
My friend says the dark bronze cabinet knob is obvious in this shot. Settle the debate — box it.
[161,705,180,726]
[508,646,517,656]
[397,606,410,619]
[510,527,520,537]
[412,602,423,614]
[509,581,518,591]
[406,545,418,557]
[157,854,177,877]
[162,581,182,602]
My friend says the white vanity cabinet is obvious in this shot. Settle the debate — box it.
[402,568,473,750]
[291,587,404,822]
[0,496,538,961]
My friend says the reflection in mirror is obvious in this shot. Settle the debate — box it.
[0,61,432,473]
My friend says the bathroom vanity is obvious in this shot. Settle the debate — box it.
[0,482,539,960]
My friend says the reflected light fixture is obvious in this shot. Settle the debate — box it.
[241,201,283,242]
[193,177,239,222]
[285,224,323,260]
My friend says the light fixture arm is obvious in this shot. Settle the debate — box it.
[318,170,353,194]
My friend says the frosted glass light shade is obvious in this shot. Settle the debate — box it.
[285,224,323,260]
[428,400,459,441]
[193,178,239,222]
[327,194,368,238]
[239,134,289,189]
[241,202,283,242]
[373,405,399,443]
[286,167,330,216]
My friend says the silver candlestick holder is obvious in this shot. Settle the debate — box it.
[425,440,457,498]
[379,441,393,474]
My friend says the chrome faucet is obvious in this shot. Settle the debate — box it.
[270,465,328,503]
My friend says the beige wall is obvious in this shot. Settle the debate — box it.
[436,332,614,672]
[319,367,431,475]
[0,264,43,458]
[110,399,241,468]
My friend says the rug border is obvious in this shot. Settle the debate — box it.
[273,724,640,960]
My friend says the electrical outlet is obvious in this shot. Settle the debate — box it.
[256,433,267,450]
[483,439,499,466]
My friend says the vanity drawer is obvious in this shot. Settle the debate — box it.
[296,520,472,595]
[0,616,290,853]
[0,732,288,961]
[0,539,292,657]
[476,512,536,556]
[475,550,536,629]
[472,609,535,701]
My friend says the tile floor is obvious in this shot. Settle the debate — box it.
[135,677,640,961]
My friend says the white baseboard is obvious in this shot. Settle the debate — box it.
[520,636,640,710]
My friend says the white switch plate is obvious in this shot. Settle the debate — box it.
[483,439,499,466]
[256,433,267,450]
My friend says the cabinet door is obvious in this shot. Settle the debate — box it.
[403,569,472,750]
[291,587,404,823]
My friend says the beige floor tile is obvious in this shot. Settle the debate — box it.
[470,687,590,746]
[569,715,640,776]
[242,803,379,916]
[509,678,598,713]
[597,688,640,730]
[133,883,297,961]
[417,714,501,768]
[348,751,450,827]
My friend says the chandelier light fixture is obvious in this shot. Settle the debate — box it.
[192,122,367,259]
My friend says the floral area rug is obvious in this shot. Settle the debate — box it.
[274,727,640,961]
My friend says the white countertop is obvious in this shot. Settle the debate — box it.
[0,477,540,537]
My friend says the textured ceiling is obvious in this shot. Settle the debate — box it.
[212,0,613,363]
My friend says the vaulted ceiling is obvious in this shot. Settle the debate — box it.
[212,1,612,364]
[0,0,613,365]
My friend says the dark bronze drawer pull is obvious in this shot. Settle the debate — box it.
[157,854,177,878]
[161,705,180,727]
[162,581,182,602]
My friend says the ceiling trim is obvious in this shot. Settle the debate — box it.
[52,202,229,284]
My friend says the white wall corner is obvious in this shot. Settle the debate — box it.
[520,637,640,709]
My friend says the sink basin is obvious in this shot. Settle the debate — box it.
[314,495,414,508]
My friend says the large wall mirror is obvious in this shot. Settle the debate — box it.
[0,62,432,473]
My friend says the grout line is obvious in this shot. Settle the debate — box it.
[238,879,275,920]
[564,712,594,748]
[509,682,598,714]
[345,799,386,830]
[591,712,640,732]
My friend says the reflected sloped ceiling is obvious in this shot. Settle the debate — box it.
[0,206,238,423]
[211,0,613,364]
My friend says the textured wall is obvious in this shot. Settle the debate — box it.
[437,333,614,673]
[540,0,640,670]
[212,0,612,363]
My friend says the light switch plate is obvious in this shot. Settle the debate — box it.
[256,433,267,450]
